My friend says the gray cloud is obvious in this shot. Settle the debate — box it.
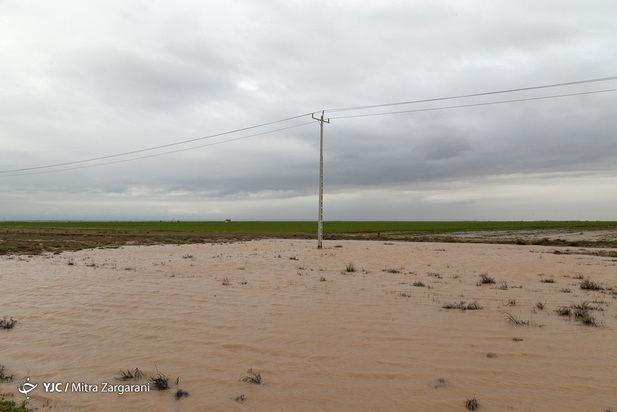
[56,47,234,110]
[1,0,616,221]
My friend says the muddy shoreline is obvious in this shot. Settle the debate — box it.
[2,226,617,256]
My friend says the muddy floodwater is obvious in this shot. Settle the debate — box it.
[1,239,616,411]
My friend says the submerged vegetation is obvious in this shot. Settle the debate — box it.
[580,279,604,291]
[0,317,16,330]
[465,396,480,410]
[0,400,31,412]
[240,369,262,384]
[0,365,13,383]
[116,368,145,381]
[442,301,482,311]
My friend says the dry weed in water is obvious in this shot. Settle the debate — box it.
[149,373,170,390]
[240,369,262,384]
[434,378,447,389]
[0,365,14,383]
[540,277,555,283]
[442,301,482,311]
[556,302,602,327]
[497,281,509,290]
[580,279,603,291]
[572,306,601,327]
[503,312,533,326]
[0,317,17,330]
[477,273,495,286]
[465,396,480,410]
[555,306,572,317]
[576,311,600,327]
[175,389,189,399]
[116,368,145,381]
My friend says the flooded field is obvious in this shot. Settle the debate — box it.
[1,239,616,411]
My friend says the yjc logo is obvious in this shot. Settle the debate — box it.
[43,382,64,392]
[18,377,37,399]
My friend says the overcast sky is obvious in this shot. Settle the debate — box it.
[1,0,616,221]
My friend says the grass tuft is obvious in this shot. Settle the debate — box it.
[571,301,601,311]
[0,365,13,383]
[345,263,356,273]
[575,310,600,327]
[540,277,555,283]
[0,400,31,412]
[477,273,495,286]
[503,312,532,326]
[465,396,480,410]
[555,306,572,317]
[0,317,16,330]
[149,373,170,390]
[240,369,262,384]
[556,302,602,327]
[580,279,603,291]
[442,301,482,311]
[116,368,145,381]
[175,389,189,399]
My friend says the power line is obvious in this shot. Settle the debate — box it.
[328,87,617,120]
[0,122,314,178]
[3,74,616,176]
[0,112,312,174]
[324,74,617,114]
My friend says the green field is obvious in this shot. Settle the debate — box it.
[1,221,616,255]
[2,220,617,234]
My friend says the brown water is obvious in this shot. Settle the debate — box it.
[1,240,616,411]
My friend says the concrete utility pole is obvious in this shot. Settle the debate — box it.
[312,110,330,249]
